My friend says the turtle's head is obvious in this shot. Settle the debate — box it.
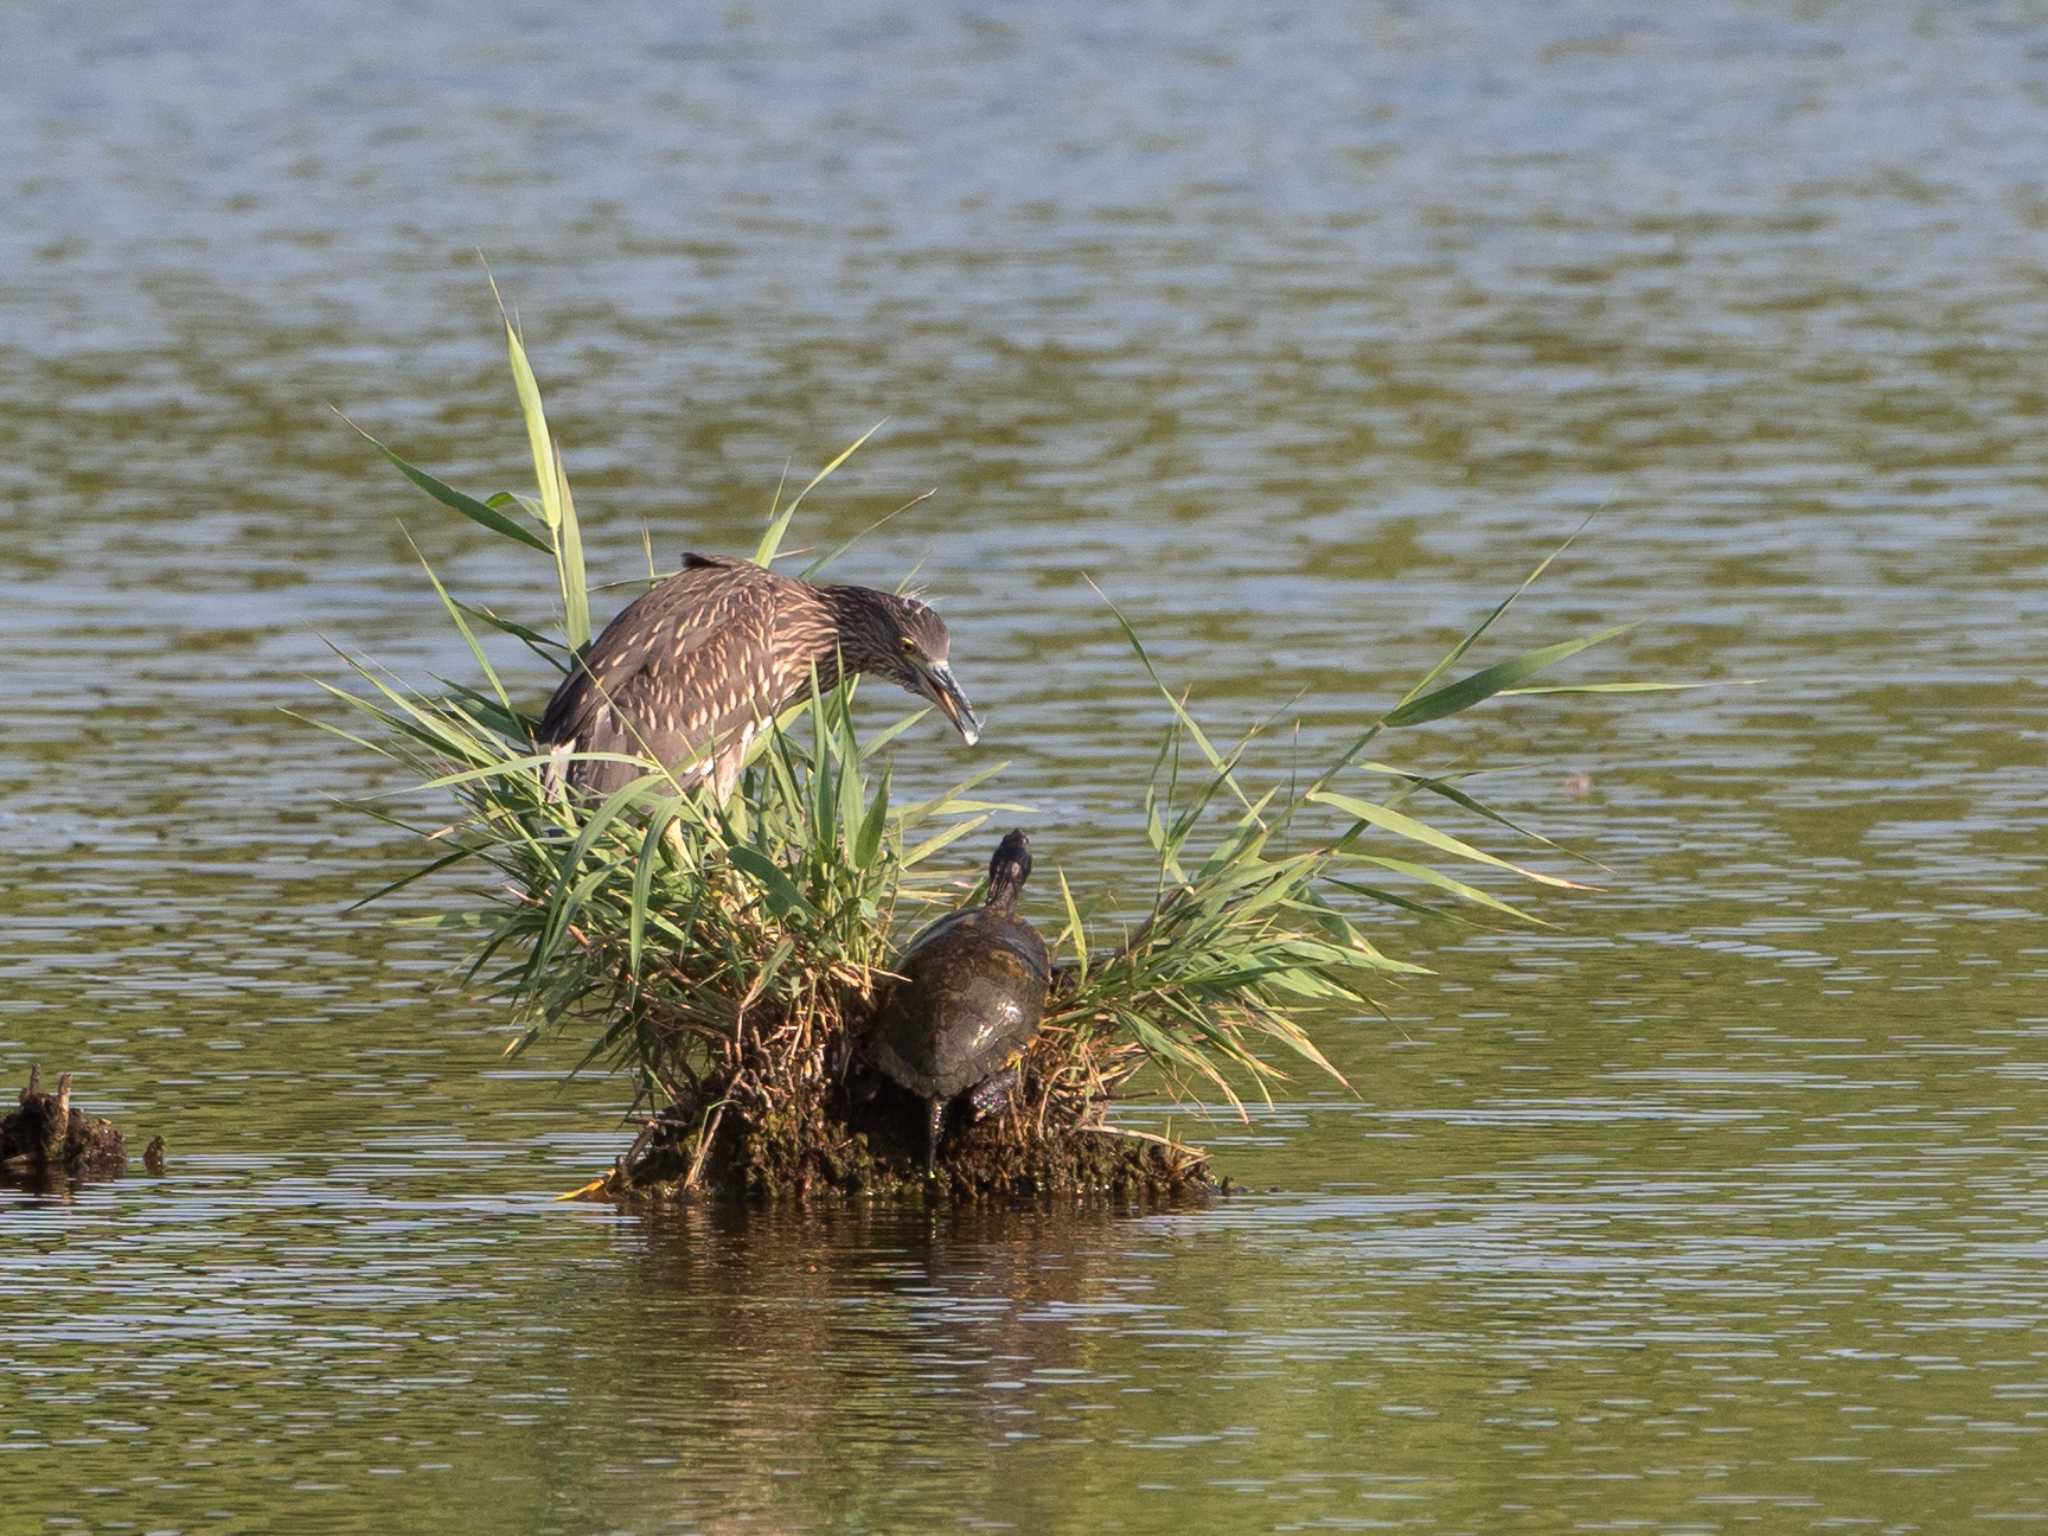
[985,829,1031,910]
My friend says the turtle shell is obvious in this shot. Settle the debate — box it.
[867,904,1051,1102]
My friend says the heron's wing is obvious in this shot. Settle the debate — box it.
[538,558,793,793]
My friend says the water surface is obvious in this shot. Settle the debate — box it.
[4,3,2046,1531]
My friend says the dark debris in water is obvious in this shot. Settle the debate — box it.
[0,1065,150,1186]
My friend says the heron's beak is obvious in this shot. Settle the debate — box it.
[921,662,981,746]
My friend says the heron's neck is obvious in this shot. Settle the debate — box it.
[819,584,898,673]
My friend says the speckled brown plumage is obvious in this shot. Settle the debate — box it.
[538,553,978,801]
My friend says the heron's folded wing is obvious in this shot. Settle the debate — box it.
[539,560,774,744]
[540,562,789,792]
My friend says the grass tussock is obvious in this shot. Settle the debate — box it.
[319,303,1708,1202]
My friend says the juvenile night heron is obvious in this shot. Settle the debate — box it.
[537,553,980,801]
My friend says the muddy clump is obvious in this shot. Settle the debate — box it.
[0,1066,140,1183]
[572,1024,1215,1207]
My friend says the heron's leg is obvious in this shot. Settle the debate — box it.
[711,742,744,806]
[966,1066,1021,1123]
[543,741,574,802]
[924,1096,947,1175]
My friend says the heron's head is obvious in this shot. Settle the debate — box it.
[855,590,981,747]
[986,829,1031,906]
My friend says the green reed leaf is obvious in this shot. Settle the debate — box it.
[1384,625,1634,726]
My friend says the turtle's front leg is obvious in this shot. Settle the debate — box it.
[966,1066,1021,1124]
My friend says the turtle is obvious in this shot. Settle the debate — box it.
[866,829,1050,1173]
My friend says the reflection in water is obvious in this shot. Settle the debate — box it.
[604,1204,1128,1530]
[3,0,2046,1529]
